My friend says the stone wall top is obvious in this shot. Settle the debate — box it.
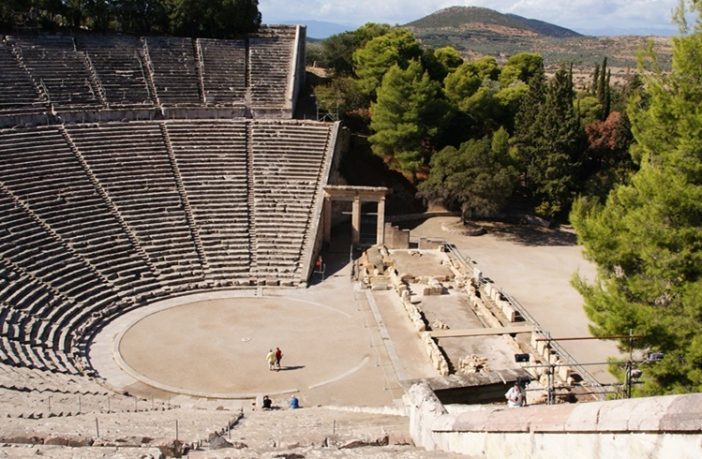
[445,392,702,433]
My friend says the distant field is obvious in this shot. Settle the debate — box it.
[409,28,673,81]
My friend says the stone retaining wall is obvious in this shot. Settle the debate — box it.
[407,382,702,458]
[388,266,450,376]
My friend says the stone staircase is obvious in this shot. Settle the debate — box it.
[190,405,464,458]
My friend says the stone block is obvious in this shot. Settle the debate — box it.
[150,438,186,457]
[529,404,574,432]
[371,281,388,291]
[422,284,444,296]
[557,365,571,382]
[44,434,94,447]
[660,394,702,431]
[617,396,670,431]
[595,399,635,431]
[0,431,44,444]
[209,433,233,449]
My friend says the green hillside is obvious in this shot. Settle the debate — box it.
[404,6,671,73]
[406,6,581,38]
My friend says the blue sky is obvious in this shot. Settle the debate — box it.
[259,0,684,36]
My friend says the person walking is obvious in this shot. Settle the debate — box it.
[266,349,276,371]
[275,346,283,370]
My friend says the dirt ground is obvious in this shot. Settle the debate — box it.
[91,259,438,407]
[118,297,367,397]
[90,215,621,408]
[403,217,621,384]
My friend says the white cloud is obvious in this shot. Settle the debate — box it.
[258,0,683,35]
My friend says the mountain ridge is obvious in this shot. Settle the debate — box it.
[405,6,581,38]
[401,5,671,74]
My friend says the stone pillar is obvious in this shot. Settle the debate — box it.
[351,194,361,244]
[323,195,332,242]
[376,196,385,245]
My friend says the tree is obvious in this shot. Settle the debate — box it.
[1,0,261,36]
[571,2,702,395]
[352,28,422,99]
[368,60,449,180]
[419,130,517,220]
[169,0,261,37]
[444,61,484,108]
[588,57,612,120]
[581,111,635,198]
[597,57,612,119]
[499,52,544,87]
[432,46,463,77]
[313,76,365,121]
[320,23,391,75]
[114,0,169,34]
[443,57,506,136]
[421,46,463,83]
[513,66,585,220]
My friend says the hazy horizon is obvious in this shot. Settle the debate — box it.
[260,1,684,38]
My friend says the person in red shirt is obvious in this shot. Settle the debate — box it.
[275,347,283,370]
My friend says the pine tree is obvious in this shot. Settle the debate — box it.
[571,3,702,395]
[369,60,449,181]
[352,28,422,99]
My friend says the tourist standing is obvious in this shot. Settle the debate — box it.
[505,382,524,408]
[266,349,276,371]
[275,346,283,370]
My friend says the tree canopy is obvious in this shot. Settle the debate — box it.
[513,66,585,220]
[318,23,392,75]
[352,28,422,99]
[419,129,517,220]
[313,22,643,228]
[0,0,261,37]
[368,60,449,180]
[571,1,702,395]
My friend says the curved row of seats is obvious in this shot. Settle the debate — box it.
[0,26,298,117]
[0,119,336,381]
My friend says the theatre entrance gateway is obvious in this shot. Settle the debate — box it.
[322,185,389,246]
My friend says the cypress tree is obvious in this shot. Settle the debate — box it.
[595,57,611,120]
[514,66,585,220]
[591,63,600,95]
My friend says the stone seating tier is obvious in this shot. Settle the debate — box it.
[77,35,152,107]
[8,36,101,107]
[145,36,202,105]
[1,26,298,120]
[0,44,44,113]
[0,119,337,377]
[199,38,247,105]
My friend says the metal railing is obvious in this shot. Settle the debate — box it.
[443,241,608,400]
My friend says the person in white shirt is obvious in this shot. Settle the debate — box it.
[505,382,524,408]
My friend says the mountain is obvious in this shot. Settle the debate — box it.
[404,6,672,78]
[406,6,581,38]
